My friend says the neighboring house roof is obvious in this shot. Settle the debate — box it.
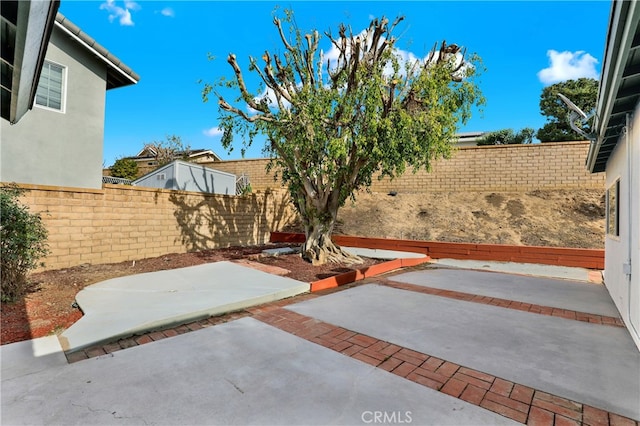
[456,131,487,146]
[131,148,223,162]
[587,1,640,173]
[1,0,60,124]
[54,13,140,89]
[135,146,158,158]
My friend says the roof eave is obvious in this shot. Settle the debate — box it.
[589,0,640,173]
[5,0,60,124]
[54,13,140,90]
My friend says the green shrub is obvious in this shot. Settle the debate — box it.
[0,185,49,302]
[240,182,253,196]
[110,158,139,180]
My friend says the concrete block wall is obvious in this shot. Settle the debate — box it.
[208,158,281,192]
[207,142,605,193]
[21,141,603,272]
[17,184,296,271]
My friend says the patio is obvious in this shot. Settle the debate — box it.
[2,263,638,425]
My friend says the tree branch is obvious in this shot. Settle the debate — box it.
[227,54,266,112]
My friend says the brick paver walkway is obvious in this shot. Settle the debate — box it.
[66,272,638,426]
[379,278,626,327]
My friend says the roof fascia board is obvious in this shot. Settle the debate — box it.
[53,19,138,87]
[137,147,157,157]
[589,0,640,172]
[10,0,59,123]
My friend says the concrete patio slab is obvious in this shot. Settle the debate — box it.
[60,261,309,353]
[343,246,428,260]
[262,246,299,256]
[432,258,593,281]
[1,318,518,425]
[392,267,620,317]
[288,284,640,420]
[0,336,67,381]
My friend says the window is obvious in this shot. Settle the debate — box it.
[35,61,65,111]
[607,179,620,237]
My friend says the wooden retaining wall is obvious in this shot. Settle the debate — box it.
[270,232,605,270]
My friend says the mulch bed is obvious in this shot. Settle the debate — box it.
[1,244,383,345]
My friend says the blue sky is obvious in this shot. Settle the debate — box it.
[58,1,612,166]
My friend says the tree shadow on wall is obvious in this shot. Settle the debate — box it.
[168,167,296,251]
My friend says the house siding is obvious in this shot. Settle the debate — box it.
[133,161,236,195]
[604,99,640,351]
[0,26,107,189]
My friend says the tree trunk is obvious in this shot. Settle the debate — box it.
[300,212,362,266]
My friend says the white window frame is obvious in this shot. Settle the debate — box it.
[34,60,67,113]
[606,178,620,238]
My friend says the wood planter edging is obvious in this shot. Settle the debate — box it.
[270,232,604,270]
[309,257,431,292]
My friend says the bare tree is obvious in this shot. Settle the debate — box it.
[204,11,484,265]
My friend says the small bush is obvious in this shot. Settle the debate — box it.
[240,183,253,196]
[0,185,49,302]
[110,158,139,180]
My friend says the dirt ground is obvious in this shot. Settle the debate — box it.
[335,189,605,249]
[1,189,605,346]
[0,245,382,345]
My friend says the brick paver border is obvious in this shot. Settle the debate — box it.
[64,276,635,426]
[252,307,637,426]
[379,278,625,327]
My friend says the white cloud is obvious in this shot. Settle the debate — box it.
[538,50,599,85]
[323,28,467,81]
[254,25,472,112]
[203,127,223,137]
[124,0,140,11]
[160,7,175,17]
[99,0,140,26]
[249,86,293,113]
[119,9,133,26]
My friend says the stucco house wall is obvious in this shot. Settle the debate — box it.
[0,14,138,189]
[1,26,105,188]
[587,0,640,352]
[603,100,640,351]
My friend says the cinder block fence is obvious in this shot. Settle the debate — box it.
[16,184,296,271]
[209,142,604,193]
[10,141,605,272]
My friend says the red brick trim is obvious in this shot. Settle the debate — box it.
[380,279,624,327]
[270,233,605,270]
[254,308,637,426]
[309,257,431,292]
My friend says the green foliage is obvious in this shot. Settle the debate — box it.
[239,183,253,196]
[110,158,139,180]
[536,78,598,142]
[477,128,535,145]
[0,185,49,303]
[204,11,484,262]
